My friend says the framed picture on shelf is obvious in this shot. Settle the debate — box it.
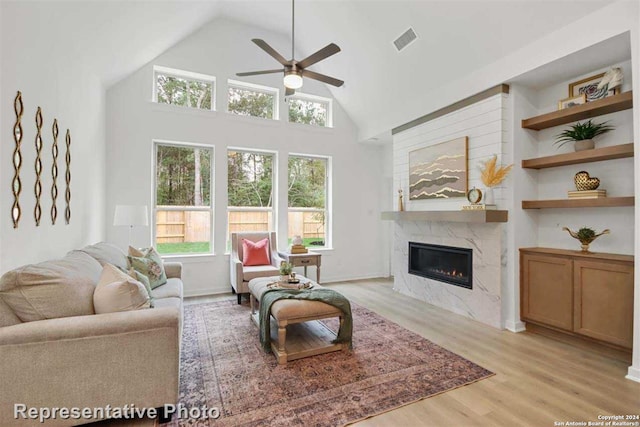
[568,72,620,102]
[558,93,586,110]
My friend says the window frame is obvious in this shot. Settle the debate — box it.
[287,153,332,249]
[152,140,215,257]
[226,147,278,252]
[287,92,333,128]
[227,79,280,120]
[152,65,216,111]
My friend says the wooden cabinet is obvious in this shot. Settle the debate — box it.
[520,248,634,351]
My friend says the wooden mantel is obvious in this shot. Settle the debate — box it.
[381,210,508,223]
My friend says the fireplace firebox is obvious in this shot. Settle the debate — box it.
[408,242,472,289]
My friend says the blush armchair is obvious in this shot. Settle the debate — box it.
[230,232,283,304]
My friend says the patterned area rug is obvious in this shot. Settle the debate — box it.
[165,300,493,426]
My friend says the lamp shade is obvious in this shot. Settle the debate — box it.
[114,205,149,227]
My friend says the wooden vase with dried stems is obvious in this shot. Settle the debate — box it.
[480,156,513,205]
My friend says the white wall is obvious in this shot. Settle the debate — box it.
[0,2,106,273]
[105,18,388,296]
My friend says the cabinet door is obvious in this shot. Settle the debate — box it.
[573,260,634,348]
[521,253,573,330]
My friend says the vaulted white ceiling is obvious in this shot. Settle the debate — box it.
[2,0,614,140]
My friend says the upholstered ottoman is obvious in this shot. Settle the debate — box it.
[248,276,348,364]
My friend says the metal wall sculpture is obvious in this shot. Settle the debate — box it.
[51,119,59,224]
[34,107,43,225]
[65,130,71,225]
[12,91,24,228]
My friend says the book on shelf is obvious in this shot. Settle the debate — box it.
[462,204,497,211]
[567,189,607,199]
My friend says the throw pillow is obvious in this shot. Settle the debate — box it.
[127,246,167,289]
[242,238,271,266]
[129,267,154,307]
[93,264,150,314]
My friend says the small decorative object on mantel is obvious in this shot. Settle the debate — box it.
[554,119,613,152]
[568,72,621,102]
[563,226,610,253]
[479,155,513,207]
[290,235,308,254]
[397,189,404,211]
[557,93,586,110]
[573,171,601,191]
[462,187,496,210]
[12,91,24,229]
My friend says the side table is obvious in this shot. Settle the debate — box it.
[278,251,322,283]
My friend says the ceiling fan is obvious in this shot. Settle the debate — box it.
[236,0,344,96]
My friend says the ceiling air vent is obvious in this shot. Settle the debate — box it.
[393,27,417,52]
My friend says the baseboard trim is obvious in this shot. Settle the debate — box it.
[184,274,390,298]
[626,366,640,383]
[505,320,526,333]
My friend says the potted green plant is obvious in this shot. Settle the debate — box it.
[554,119,614,151]
[279,261,293,282]
[562,226,610,252]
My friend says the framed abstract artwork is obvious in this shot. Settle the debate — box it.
[409,136,468,200]
[568,73,619,102]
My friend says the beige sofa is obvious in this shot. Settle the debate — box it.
[0,242,183,426]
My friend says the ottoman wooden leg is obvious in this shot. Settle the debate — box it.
[276,321,287,364]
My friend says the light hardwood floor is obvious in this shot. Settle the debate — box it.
[319,278,640,427]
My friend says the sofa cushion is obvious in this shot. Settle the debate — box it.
[242,265,280,281]
[129,268,154,302]
[0,251,102,322]
[79,242,129,272]
[94,264,151,314]
[151,278,183,300]
[128,247,167,289]
[0,297,21,327]
[242,238,271,266]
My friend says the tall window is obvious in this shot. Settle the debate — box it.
[227,150,275,249]
[154,142,214,255]
[227,80,278,119]
[288,93,332,127]
[154,66,214,111]
[288,155,329,248]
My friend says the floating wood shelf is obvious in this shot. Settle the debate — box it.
[522,196,634,209]
[381,210,508,223]
[522,143,634,169]
[521,91,633,130]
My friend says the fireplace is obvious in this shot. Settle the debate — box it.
[408,242,472,289]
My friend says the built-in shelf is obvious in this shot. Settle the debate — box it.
[381,210,508,223]
[521,91,633,130]
[521,143,634,169]
[520,247,633,263]
[522,196,634,209]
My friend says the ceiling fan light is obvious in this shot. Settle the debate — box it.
[284,71,303,89]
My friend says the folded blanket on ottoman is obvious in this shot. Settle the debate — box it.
[258,288,353,353]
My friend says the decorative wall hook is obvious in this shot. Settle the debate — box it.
[12,91,24,229]
[65,129,71,225]
[34,107,43,226]
[51,119,59,225]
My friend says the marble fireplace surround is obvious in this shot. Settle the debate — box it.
[393,220,504,329]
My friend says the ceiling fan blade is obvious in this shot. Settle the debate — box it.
[252,39,290,66]
[297,43,341,69]
[285,87,296,97]
[236,69,284,77]
[302,70,344,87]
